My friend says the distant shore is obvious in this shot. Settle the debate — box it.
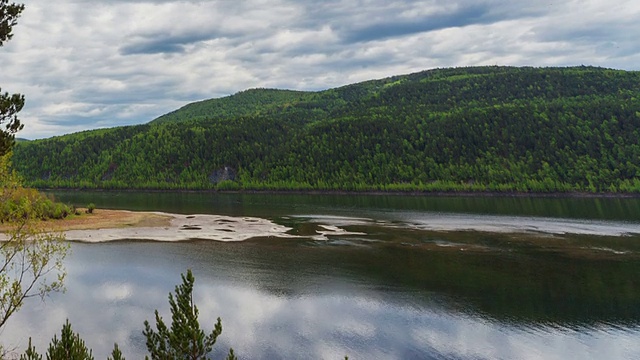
[38,188,640,198]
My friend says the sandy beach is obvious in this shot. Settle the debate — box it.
[0,209,300,243]
[38,209,173,231]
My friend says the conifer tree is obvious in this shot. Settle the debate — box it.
[19,338,41,360]
[18,321,94,360]
[45,320,94,360]
[0,0,25,156]
[143,269,237,360]
[106,344,125,360]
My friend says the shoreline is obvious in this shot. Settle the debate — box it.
[39,209,173,231]
[3,206,639,244]
[37,188,640,199]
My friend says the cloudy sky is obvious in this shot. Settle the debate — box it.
[1,0,639,139]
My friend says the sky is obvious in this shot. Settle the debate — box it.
[1,0,639,139]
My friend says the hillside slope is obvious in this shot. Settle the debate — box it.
[12,66,640,192]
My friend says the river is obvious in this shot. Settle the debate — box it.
[3,192,640,359]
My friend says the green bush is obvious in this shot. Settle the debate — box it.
[215,180,241,191]
[0,187,71,222]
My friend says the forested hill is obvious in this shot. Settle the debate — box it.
[12,66,640,193]
[149,89,311,125]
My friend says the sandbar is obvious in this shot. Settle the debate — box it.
[0,209,299,243]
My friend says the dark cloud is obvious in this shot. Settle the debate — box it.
[121,41,184,55]
[341,4,494,43]
[297,1,549,44]
[120,32,217,55]
[535,25,620,44]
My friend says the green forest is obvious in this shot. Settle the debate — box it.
[11,66,640,193]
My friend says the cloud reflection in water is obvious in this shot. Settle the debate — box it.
[2,241,640,360]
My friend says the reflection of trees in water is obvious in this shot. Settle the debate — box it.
[183,215,640,327]
[334,230,640,326]
[45,191,640,222]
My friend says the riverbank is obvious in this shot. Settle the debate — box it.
[37,187,640,198]
[36,209,173,231]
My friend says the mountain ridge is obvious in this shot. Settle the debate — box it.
[12,65,640,193]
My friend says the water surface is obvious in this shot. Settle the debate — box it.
[3,192,640,359]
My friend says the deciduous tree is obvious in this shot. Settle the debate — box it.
[0,152,68,339]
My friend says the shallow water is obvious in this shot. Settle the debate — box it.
[3,192,640,359]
